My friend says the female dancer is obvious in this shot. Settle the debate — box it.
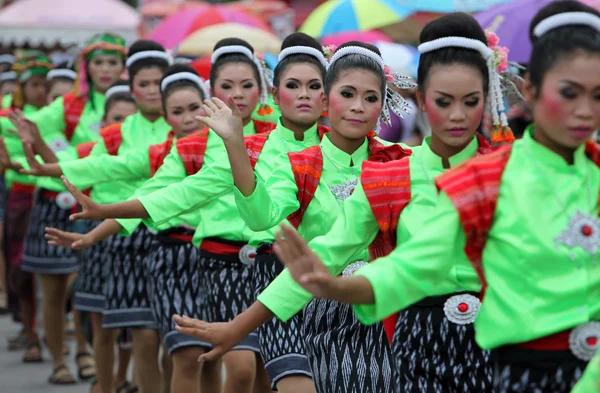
[271,2,600,392]
[0,53,53,364]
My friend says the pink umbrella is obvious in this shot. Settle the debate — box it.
[149,5,273,49]
[321,30,392,47]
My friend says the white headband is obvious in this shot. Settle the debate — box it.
[0,71,16,81]
[533,12,600,37]
[160,72,211,100]
[328,46,385,70]
[48,69,77,81]
[418,37,493,58]
[126,51,173,68]
[211,45,253,64]
[0,54,15,65]
[278,46,329,69]
[105,85,130,100]
[327,46,415,133]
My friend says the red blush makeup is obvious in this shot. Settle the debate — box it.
[425,99,445,128]
[539,90,566,124]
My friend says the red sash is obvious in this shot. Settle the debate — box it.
[76,142,96,158]
[149,131,176,177]
[98,123,123,156]
[63,93,87,142]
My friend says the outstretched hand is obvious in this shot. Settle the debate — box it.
[0,137,23,172]
[19,143,46,176]
[195,97,244,143]
[45,227,94,250]
[273,224,340,299]
[60,176,105,221]
[7,110,42,146]
[173,315,244,362]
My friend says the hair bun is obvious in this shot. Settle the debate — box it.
[281,32,323,52]
[213,38,254,54]
[420,12,486,45]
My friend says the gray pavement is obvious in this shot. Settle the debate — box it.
[0,314,87,393]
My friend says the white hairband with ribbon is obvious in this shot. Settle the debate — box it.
[0,54,15,65]
[0,71,17,81]
[126,51,173,68]
[211,45,254,64]
[534,11,600,37]
[105,85,130,100]
[48,69,77,81]
[278,46,328,69]
[328,45,415,133]
[161,72,210,100]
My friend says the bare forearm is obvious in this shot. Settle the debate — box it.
[34,142,58,163]
[224,138,256,197]
[99,199,150,219]
[88,219,123,243]
[41,163,63,178]
[231,301,274,337]
[329,276,376,305]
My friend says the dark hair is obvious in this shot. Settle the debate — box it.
[160,64,206,115]
[127,40,170,88]
[209,38,261,90]
[273,32,326,87]
[417,13,489,94]
[324,41,385,97]
[103,79,134,120]
[529,1,600,92]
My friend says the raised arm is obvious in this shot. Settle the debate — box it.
[197,97,256,196]
[234,153,300,231]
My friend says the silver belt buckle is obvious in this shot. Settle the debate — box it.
[56,191,77,210]
[443,294,481,325]
[342,261,368,276]
[238,245,256,266]
[569,322,600,361]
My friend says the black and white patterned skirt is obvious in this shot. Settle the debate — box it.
[254,249,312,389]
[492,346,587,393]
[303,296,396,393]
[392,295,492,393]
[148,232,211,355]
[198,237,259,353]
[102,225,156,329]
[0,175,8,221]
[21,189,79,274]
[74,220,110,313]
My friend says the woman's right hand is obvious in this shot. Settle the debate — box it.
[195,97,244,143]
[173,315,245,362]
[61,176,107,221]
[19,143,46,176]
[45,227,95,250]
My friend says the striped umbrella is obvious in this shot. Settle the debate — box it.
[299,0,413,37]
[300,0,517,37]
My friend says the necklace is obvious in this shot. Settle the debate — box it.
[322,148,359,201]
[525,145,600,260]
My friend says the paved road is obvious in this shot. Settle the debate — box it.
[0,314,87,393]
